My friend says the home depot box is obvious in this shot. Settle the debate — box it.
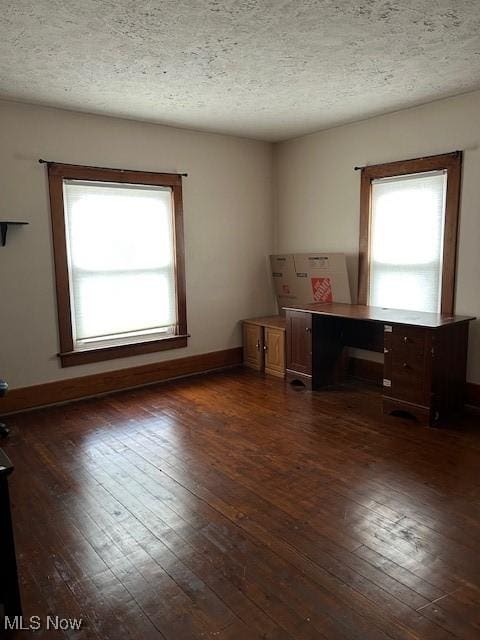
[269,253,351,311]
[293,253,351,304]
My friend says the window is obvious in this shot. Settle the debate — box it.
[47,163,187,366]
[358,152,462,315]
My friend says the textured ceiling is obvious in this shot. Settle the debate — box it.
[1,1,480,141]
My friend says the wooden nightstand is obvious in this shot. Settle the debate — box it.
[242,316,286,378]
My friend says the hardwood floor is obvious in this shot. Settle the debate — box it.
[3,368,480,639]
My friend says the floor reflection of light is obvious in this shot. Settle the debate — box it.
[358,482,445,575]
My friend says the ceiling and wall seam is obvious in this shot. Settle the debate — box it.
[1,0,479,141]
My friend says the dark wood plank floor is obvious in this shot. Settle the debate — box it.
[3,368,480,639]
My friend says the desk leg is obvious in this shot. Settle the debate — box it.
[0,478,22,621]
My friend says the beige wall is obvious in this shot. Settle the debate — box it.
[0,100,275,388]
[275,90,480,383]
[3,91,480,390]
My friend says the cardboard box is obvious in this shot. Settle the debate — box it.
[269,255,298,308]
[270,252,351,311]
[293,253,351,304]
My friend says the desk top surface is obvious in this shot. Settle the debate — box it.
[282,302,475,328]
[243,315,286,330]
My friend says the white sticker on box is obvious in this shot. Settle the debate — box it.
[308,257,329,269]
[384,325,393,333]
[383,378,392,388]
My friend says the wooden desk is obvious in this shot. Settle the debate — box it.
[283,302,475,426]
[0,449,22,623]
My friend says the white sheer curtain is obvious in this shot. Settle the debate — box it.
[63,180,177,347]
[369,171,447,313]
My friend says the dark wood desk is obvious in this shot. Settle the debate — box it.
[0,449,22,623]
[283,302,475,426]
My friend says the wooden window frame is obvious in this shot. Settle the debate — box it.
[47,162,188,367]
[358,151,462,315]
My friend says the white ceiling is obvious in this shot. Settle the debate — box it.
[1,1,479,141]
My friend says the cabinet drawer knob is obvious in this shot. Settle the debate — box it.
[402,362,409,369]
[305,327,312,333]
[263,344,268,352]
[256,340,261,351]
[403,336,409,344]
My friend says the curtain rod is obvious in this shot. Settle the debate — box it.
[38,159,188,177]
[353,150,461,171]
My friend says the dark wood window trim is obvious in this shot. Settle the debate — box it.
[47,162,188,367]
[358,151,462,315]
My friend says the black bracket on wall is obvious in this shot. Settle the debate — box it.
[0,221,29,247]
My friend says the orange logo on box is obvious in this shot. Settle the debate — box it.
[311,277,332,302]
[282,284,290,294]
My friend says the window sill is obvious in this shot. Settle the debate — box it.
[59,334,189,367]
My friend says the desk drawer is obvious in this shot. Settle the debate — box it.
[384,325,431,405]
[392,326,426,356]
[390,363,428,404]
